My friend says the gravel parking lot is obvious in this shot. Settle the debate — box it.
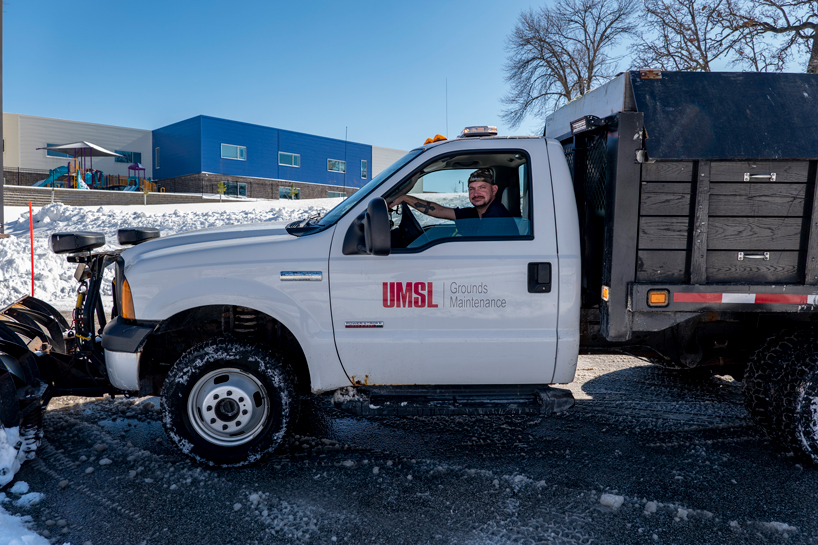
[5,354,816,545]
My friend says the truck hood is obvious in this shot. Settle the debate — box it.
[120,222,293,268]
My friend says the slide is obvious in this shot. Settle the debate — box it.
[124,176,140,191]
[33,165,69,187]
[78,172,91,190]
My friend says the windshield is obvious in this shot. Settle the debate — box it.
[315,149,423,227]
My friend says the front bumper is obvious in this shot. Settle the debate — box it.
[101,317,159,392]
[101,316,157,353]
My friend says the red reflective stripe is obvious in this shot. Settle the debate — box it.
[671,292,812,304]
[755,294,807,305]
[673,292,722,303]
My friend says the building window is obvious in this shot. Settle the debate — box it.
[328,191,346,198]
[279,152,300,167]
[155,147,160,168]
[224,182,247,197]
[115,151,143,164]
[221,144,247,161]
[280,186,300,200]
[361,159,368,179]
[46,143,72,159]
[328,159,346,173]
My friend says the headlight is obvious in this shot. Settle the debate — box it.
[121,278,136,320]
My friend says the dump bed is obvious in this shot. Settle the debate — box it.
[546,71,818,342]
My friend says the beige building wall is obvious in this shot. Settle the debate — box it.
[4,114,152,176]
[3,113,21,168]
[371,145,408,177]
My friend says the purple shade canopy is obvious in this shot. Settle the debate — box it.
[128,163,145,171]
[37,141,123,158]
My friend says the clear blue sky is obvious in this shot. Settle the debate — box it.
[4,0,548,151]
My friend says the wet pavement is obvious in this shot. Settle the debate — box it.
[5,354,818,544]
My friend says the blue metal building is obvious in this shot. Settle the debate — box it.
[152,116,374,195]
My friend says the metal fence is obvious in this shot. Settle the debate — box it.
[3,167,53,186]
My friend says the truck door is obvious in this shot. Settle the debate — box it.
[328,140,559,386]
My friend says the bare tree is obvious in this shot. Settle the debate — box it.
[727,0,818,73]
[733,26,790,71]
[502,0,637,129]
[634,0,748,71]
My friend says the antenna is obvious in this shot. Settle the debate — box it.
[445,78,448,139]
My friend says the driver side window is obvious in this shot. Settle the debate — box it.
[386,151,532,251]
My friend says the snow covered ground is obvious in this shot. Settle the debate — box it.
[0,198,343,311]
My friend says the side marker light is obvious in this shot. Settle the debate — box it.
[647,289,669,307]
[601,286,610,302]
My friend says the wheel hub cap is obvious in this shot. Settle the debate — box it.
[187,368,269,447]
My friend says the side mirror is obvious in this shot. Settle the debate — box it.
[363,198,391,256]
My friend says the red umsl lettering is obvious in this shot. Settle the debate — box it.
[382,281,438,308]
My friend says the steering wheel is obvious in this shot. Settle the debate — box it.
[391,202,425,248]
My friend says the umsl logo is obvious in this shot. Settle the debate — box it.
[383,282,439,308]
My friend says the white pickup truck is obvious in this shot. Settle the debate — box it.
[99,127,581,466]
[3,71,818,469]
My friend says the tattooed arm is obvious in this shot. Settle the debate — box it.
[391,195,456,221]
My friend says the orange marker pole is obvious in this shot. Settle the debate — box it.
[29,201,34,296]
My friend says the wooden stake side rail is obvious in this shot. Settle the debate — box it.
[690,161,710,284]
[638,159,818,286]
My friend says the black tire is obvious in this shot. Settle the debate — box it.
[743,330,818,462]
[743,331,800,438]
[160,339,297,467]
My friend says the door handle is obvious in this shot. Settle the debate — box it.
[528,263,552,293]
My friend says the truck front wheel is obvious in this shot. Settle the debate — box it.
[743,330,818,463]
[160,339,297,467]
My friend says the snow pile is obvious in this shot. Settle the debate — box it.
[0,504,49,544]
[0,199,341,310]
[599,493,624,511]
[0,482,49,545]
[7,483,27,496]
[0,428,24,489]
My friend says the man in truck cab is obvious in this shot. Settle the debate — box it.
[390,168,512,221]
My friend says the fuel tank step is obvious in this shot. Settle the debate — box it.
[331,384,575,417]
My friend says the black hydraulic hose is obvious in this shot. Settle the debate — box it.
[95,293,106,330]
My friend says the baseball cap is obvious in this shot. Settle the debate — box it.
[468,168,495,185]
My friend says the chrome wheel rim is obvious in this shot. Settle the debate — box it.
[187,368,270,447]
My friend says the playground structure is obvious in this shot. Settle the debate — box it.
[33,142,158,193]
[31,161,157,192]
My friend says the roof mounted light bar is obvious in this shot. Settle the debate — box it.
[458,126,497,138]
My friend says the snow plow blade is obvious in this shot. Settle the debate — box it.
[0,296,69,427]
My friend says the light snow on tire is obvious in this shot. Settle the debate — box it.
[160,339,296,467]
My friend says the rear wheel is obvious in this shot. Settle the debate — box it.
[161,339,297,467]
[743,330,818,462]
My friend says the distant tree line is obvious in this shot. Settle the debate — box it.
[502,0,818,127]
